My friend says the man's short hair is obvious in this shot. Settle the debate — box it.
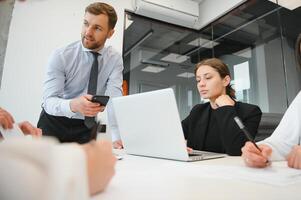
[85,2,117,29]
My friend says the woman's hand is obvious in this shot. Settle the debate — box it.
[113,139,123,149]
[215,95,235,107]
[287,145,301,169]
[18,121,42,137]
[241,142,271,168]
[83,140,116,195]
[187,147,193,153]
[0,107,14,129]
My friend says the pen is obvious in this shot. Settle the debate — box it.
[234,116,262,152]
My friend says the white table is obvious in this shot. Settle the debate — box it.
[92,151,301,200]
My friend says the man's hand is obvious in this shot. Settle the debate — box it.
[83,140,116,195]
[113,139,123,149]
[70,95,105,117]
[0,107,14,129]
[18,121,42,137]
[287,145,301,169]
[241,141,272,168]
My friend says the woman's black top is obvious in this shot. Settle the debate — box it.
[181,102,262,156]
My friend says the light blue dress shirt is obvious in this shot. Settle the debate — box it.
[42,41,123,141]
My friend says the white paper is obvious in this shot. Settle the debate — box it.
[0,124,25,139]
[194,162,301,186]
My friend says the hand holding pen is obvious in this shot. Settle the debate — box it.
[234,116,272,168]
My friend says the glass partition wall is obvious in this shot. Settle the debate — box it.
[123,0,301,119]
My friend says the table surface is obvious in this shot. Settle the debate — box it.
[92,151,301,200]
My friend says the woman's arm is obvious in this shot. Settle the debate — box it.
[82,140,116,195]
[215,104,262,156]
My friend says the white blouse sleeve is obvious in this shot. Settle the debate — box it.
[260,91,301,160]
[48,142,89,200]
[0,137,89,200]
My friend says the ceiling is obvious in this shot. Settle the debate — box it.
[123,0,301,85]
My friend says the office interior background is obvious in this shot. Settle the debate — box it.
[0,0,300,124]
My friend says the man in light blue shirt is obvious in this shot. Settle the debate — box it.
[37,2,123,146]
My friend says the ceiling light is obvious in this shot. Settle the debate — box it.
[188,38,219,48]
[268,0,301,10]
[177,72,195,78]
[142,65,166,73]
[161,53,188,63]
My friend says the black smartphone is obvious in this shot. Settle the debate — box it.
[91,95,110,106]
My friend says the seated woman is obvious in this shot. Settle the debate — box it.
[0,107,116,199]
[241,91,301,169]
[182,58,262,156]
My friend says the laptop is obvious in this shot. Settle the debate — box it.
[112,88,225,162]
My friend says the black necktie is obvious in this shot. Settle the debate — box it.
[84,52,99,129]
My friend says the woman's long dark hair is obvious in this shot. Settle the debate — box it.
[195,58,236,99]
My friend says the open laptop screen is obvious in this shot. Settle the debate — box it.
[112,88,225,161]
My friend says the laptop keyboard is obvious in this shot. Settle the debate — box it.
[188,150,221,157]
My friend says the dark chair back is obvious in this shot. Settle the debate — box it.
[255,113,283,142]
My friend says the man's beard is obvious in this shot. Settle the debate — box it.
[81,36,102,50]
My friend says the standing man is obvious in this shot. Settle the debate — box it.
[38,2,123,146]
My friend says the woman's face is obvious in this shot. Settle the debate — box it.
[196,65,230,101]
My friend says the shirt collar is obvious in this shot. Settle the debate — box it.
[81,41,105,55]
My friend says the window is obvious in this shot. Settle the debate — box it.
[123,0,301,118]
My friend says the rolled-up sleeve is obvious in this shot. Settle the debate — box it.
[260,91,301,160]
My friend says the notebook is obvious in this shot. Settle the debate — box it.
[0,124,25,139]
[112,88,225,162]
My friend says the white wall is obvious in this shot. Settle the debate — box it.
[0,0,132,124]
[0,0,15,88]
